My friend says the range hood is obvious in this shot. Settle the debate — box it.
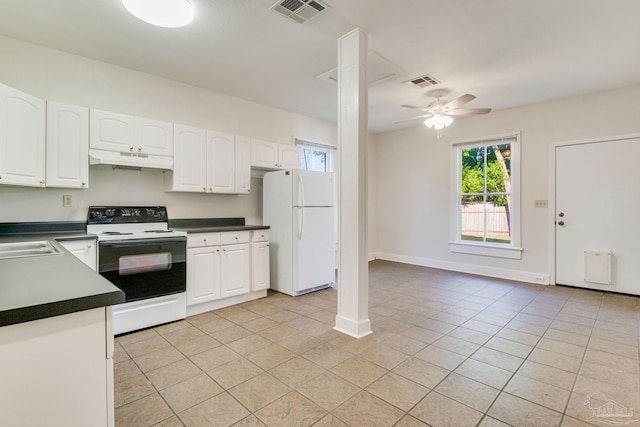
[89,149,173,170]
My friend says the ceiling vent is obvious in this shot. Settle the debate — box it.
[316,51,406,86]
[270,0,329,24]
[403,74,440,88]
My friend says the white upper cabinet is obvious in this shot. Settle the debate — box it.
[251,139,278,168]
[235,136,251,194]
[89,109,134,152]
[279,144,301,169]
[90,109,173,157]
[135,116,173,156]
[207,130,235,194]
[0,83,46,187]
[167,127,250,195]
[166,124,207,192]
[251,139,300,170]
[46,101,89,189]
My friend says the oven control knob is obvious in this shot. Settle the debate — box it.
[105,209,115,217]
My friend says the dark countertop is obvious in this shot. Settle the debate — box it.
[0,222,124,328]
[169,218,269,233]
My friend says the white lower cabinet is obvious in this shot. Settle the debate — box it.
[251,230,270,291]
[187,244,222,305]
[0,307,114,427]
[59,238,97,271]
[186,231,250,306]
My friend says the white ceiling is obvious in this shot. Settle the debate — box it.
[1,0,639,133]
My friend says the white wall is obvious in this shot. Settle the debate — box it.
[373,84,640,282]
[0,36,337,223]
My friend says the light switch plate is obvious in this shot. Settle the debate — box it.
[62,194,72,207]
[534,199,548,208]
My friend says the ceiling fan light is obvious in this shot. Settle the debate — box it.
[122,0,195,28]
[424,114,453,129]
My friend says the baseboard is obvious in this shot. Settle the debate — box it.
[186,290,268,317]
[374,252,550,285]
[334,315,373,339]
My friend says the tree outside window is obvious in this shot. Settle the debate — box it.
[459,143,512,244]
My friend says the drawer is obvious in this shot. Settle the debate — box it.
[252,230,269,242]
[220,230,250,245]
[187,232,221,248]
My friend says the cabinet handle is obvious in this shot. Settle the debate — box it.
[202,187,206,192]
[209,188,212,191]
[40,180,45,186]
[203,238,207,243]
[129,147,134,152]
[247,189,251,193]
[138,147,142,152]
[81,182,86,186]
[0,175,3,180]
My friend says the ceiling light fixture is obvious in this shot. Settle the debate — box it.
[122,0,195,28]
[423,114,453,130]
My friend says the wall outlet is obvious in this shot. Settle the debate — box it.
[534,200,548,208]
[62,194,72,207]
[534,276,547,283]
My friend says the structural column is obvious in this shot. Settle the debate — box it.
[334,28,372,338]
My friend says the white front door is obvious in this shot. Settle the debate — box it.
[555,136,640,295]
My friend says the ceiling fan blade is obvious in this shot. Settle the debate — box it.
[444,94,476,110]
[445,108,492,116]
[395,113,432,124]
[400,104,431,112]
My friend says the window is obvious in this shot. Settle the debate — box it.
[296,138,335,172]
[450,133,522,259]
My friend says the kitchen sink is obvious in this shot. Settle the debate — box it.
[0,240,64,260]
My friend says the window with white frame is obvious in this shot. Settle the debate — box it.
[296,138,335,172]
[450,133,522,259]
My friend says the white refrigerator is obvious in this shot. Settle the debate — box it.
[263,169,336,296]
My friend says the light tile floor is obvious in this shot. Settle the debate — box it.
[114,260,640,426]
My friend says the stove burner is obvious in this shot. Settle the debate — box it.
[102,231,134,235]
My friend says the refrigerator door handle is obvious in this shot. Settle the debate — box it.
[298,174,305,240]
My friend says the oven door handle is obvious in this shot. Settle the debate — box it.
[99,237,186,247]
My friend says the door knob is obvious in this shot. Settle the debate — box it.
[558,221,565,226]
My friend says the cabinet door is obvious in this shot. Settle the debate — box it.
[235,136,251,194]
[170,125,207,192]
[46,102,89,189]
[136,117,173,156]
[252,241,270,291]
[279,144,300,170]
[89,109,134,152]
[59,239,97,271]
[221,243,250,297]
[187,246,221,305]
[251,139,278,168]
[207,130,235,193]
[0,84,46,187]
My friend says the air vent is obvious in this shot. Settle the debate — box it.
[403,74,440,88]
[270,0,329,24]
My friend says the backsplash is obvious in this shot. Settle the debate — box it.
[0,165,263,224]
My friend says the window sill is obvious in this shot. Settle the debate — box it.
[449,242,523,260]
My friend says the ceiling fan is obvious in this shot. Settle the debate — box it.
[399,89,491,130]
